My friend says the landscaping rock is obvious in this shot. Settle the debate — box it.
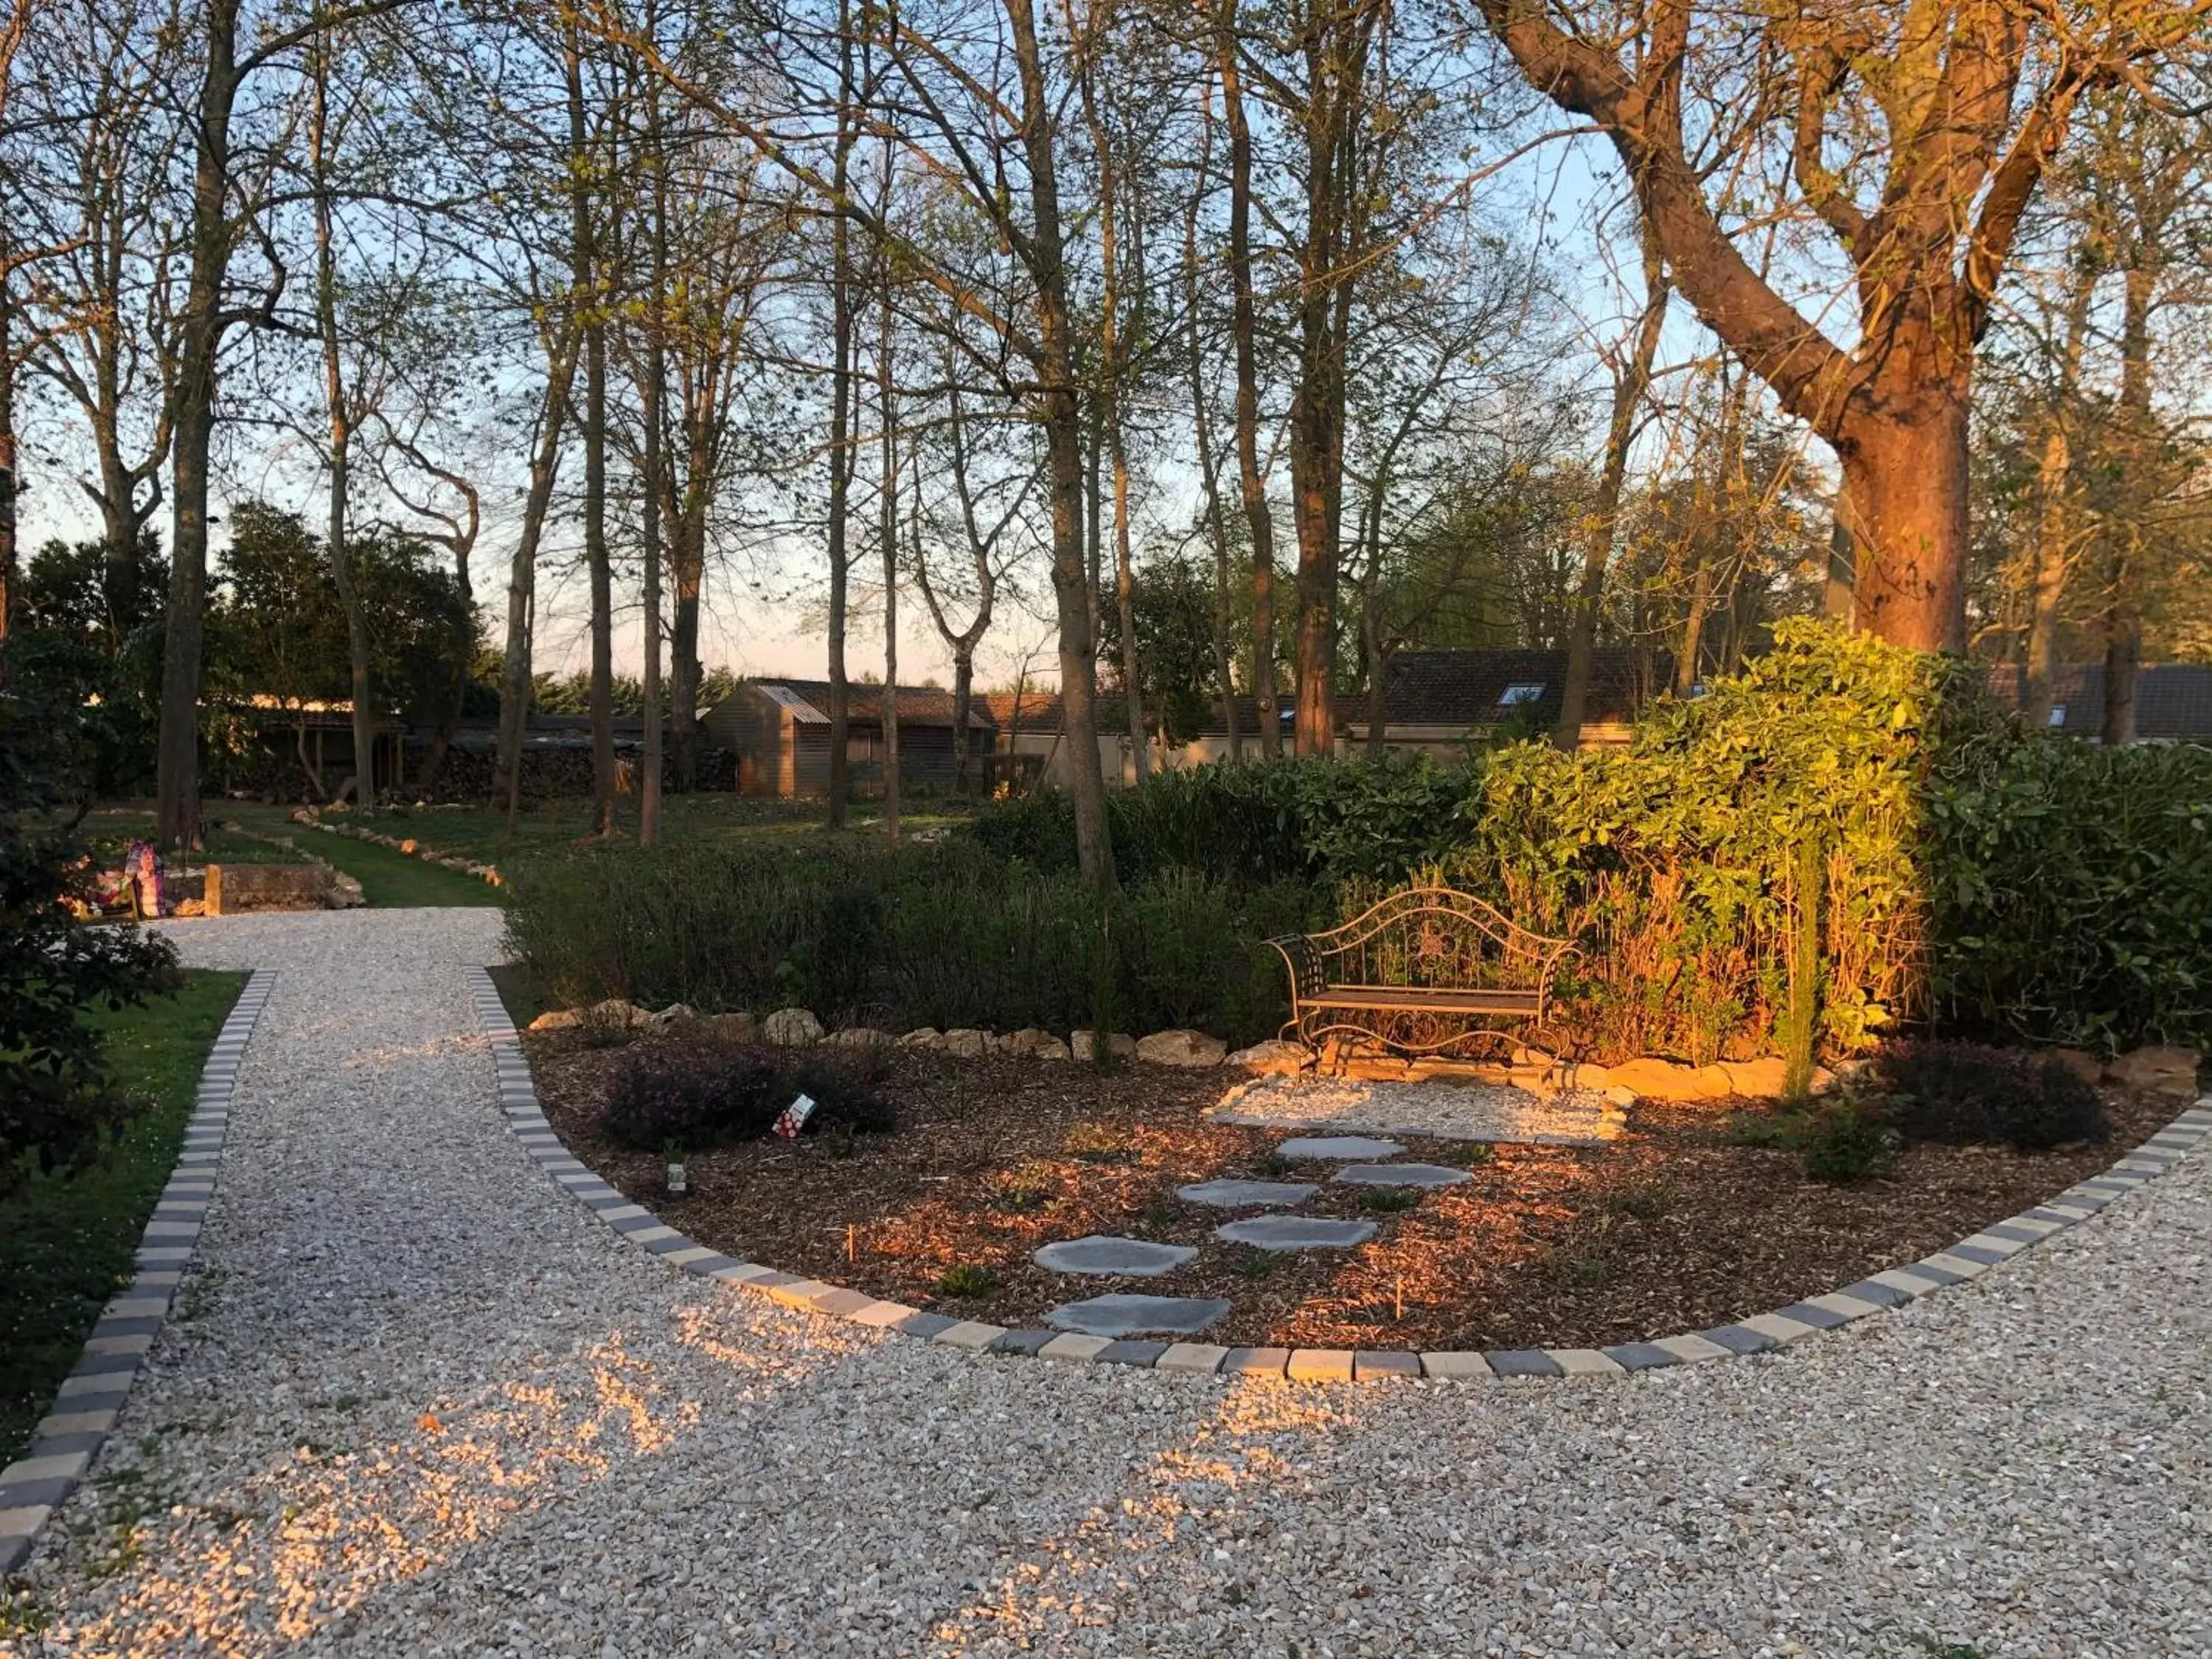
[1604,1085,1638,1109]
[1609,1057,1733,1102]
[942,1028,991,1059]
[1136,1029,1228,1068]
[826,1026,893,1048]
[1033,1236,1197,1277]
[1333,1163,1471,1188]
[898,1027,945,1050]
[527,1009,582,1032]
[2107,1046,2202,1102]
[1215,1216,1378,1251]
[321,873,366,909]
[1071,1031,1137,1063]
[647,1003,697,1026]
[1275,1135,1406,1160]
[763,1007,825,1046]
[1717,1057,1792,1097]
[1045,1294,1233,1338]
[1225,1040,1308,1075]
[700,1011,759,1043]
[580,998,651,1031]
[1000,1028,1071,1060]
[1175,1179,1318,1208]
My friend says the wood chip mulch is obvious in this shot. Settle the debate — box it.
[521,1027,2175,1353]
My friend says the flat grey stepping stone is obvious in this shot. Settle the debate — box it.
[1216,1216,1377,1251]
[1332,1163,1471,1188]
[1034,1235,1197,1277]
[1176,1178,1318,1208]
[1275,1135,1405,1160]
[1045,1294,1233,1338]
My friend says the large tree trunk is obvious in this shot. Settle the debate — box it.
[1832,384,1972,653]
[568,37,613,835]
[0,281,15,647]
[2101,265,2152,746]
[1217,0,1279,758]
[310,37,376,808]
[2020,425,2069,731]
[877,232,900,845]
[1005,0,1112,886]
[639,87,668,847]
[1558,237,1667,747]
[1182,96,1239,766]
[156,0,243,850]
[493,335,577,816]
[825,0,856,827]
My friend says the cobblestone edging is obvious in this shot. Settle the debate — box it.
[467,970,2212,1385]
[293,810,504,889]
[0,971,274,1573]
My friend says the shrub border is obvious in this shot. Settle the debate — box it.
[0,970,275,1576]
[465,968,2212,1384]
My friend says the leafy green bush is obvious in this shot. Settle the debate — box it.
[1867,1038,2108,1151]
[1926,738,2212,1051]
[1,689,180,1192]
[1730,1097,1900,1182]
[1795,1097,1901,1183]
[970,752,1477,886]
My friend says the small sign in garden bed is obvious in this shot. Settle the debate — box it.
[518,1021,2183,1356]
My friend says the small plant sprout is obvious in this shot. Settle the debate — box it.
[1360,1186,1419,1214]
[935,1264,998,1298]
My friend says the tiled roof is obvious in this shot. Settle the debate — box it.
[1356,647,1665,729]
[757,679,997,730]
[1986,663,2212,738]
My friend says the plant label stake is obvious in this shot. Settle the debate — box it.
[774,1093,818,1139]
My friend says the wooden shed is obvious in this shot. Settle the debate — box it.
[700,680,997,796]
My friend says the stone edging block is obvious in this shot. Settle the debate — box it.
[462,971,2212,1394]
[0,970,275,1576]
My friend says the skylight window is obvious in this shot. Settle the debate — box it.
[1498,683,1545,707]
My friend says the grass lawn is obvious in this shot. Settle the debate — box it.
[284,827,498,908]
[245,792,980,869]
[0,970,249,1465]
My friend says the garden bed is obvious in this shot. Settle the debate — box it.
[521,1026,2173,1354]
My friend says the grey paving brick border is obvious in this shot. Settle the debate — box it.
[0,970,274,1575]
[467,970,2212,1388]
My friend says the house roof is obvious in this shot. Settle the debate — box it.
[742,679,997,731]
[1986,662,2212,739]
[1354,647,1664,730]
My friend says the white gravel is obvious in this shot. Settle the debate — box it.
[1209,1072,1621,1144]
[7,907,2208,1658]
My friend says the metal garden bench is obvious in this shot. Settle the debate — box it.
[1268,886,1578,1062]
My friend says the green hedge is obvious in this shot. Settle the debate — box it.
[503,838,1326,1046]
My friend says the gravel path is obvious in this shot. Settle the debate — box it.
[6,908,2207,1658]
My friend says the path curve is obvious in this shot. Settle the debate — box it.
[5,908,2208,1657]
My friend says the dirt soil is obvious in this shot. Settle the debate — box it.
[521,1027,2174,1352]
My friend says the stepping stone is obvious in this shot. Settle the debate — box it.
[1275,1135,1405,1161]
[1045,1294,1233,1338]
[1034,1236,1197,1277]
[1175,1179,1318,1208]
[1333,1163,1471,1188]
[1215,1217,1377,1251]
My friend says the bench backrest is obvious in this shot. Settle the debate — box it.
[1296,886,1570,995]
